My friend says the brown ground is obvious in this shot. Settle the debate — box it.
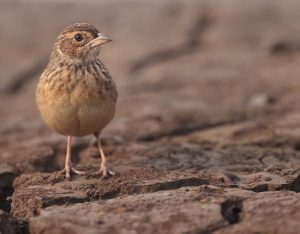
[1,0,300,233]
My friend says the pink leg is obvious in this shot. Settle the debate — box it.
[64,136,85,180]
[96,135,115,178]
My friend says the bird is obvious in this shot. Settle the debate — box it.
[36,23,118,180]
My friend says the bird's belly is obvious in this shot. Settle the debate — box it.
[41,99,115,136]
[76,99,116,136]
[36,84,116,137]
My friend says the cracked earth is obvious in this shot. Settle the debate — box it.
[1,0,300,233]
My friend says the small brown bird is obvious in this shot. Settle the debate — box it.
[36,23,118,179]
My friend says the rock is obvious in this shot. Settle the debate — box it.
[29,186,227,234]
[11,175,90,222]
[11,170,210,223]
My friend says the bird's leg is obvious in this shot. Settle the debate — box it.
[65,136,72,180]
[62,136,85,180]
[95,134,115,178]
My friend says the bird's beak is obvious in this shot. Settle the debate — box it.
[90,33,112,47]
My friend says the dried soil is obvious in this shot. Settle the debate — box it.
[1,0,300,233]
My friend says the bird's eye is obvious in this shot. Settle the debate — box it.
[74,34,83,42]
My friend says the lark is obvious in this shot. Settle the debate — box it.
[36,23,118,180]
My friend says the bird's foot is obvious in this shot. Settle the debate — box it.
[59,167,85,181]
[94,164,115,178]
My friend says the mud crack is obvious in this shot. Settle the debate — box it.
[101,177,208,199]
[3,58,47,95]
[270,40,300,55]
[130,14,212,73]
[137,115,247,142]
[221,199,243,224]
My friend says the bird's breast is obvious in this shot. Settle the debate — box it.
[36,59,118,136]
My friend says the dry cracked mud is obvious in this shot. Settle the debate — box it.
[1,0,300,233]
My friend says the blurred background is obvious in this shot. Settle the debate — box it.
[2,0,300,233]
[2,0,300,174]
[1,0,300,144]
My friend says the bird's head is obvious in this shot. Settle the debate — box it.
[51,23,112,64]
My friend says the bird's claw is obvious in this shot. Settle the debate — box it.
[59,167,85,181]
[98,165,115,178]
